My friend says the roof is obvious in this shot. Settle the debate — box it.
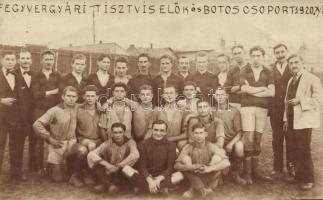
[60,42,128,56]
[136,47,177,58]
[175,49,215,54]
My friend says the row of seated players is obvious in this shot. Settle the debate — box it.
[33,84,245,199]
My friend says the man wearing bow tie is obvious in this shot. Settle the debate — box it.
[15,49,36,176]
[0,51,25,181]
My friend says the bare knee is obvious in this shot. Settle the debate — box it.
[234,141,244,158]
[76,145,89,158]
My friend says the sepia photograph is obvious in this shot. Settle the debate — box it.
[0,0,322,199]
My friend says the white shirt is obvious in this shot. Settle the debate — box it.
[42,70,52,80]
[21,68,31,88]
[96,71,110,86]
[276,61,287,76]
[251,66,263,82]
[2,67,15,90]
[217,71,228,86]
[72,71,83,85]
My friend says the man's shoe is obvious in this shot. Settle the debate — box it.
[252,157,273,182]
[93,184,106,193]
[108,184,119,194]
[17,175,28,182]
[69,174,84,188]
[284,175,296,184]
[83,174,95,186]
[232,172,247,185]
[299,183,314,190]
[270,171,283,180]
[159,187,169,196]
[37,168,47,177]
[200,188,213,197]
[182,188,194,199]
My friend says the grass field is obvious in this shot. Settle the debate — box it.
[0,107,322,200]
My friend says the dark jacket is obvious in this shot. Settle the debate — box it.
[15,68,35,124]
[0,69,20,126]
[31,70,61,111]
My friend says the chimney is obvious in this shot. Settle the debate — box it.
[150,43,153,49]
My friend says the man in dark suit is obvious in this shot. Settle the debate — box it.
[152,55,184,106]
[0,50,26,181]
[187,52,218,101]
[128,53,154,98]
[60,53,88,101]
[178,56,191,81]
[31,50,61,176]
[269,44,293,179]
[15,48,36,173]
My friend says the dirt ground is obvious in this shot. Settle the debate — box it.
[0,108,322,200]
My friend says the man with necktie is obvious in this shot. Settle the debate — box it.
[14,48,37,178]
[0,50,25,181]
[283,54,321,190]
[269,44,293,179]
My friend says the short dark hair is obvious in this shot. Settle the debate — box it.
[196,99,209,107]
[1,50,16,58]
[62,86,78,96]
[19,48,31,57]
[40,50,55,59]
[139,84,153,93]
[82,85,98,95]
[152,120,168,131]
[160,54,174,64]
[215,86,229,94]
[163,83,177,93]
[217,53,230,63]
[111,122,126,132]
[249,46,265,56]
[287,54,303,63]
[231,45,245,52]
[179,56,189,61]
[112,82,128,93]
[183,81,197,89]
[273,43,288,52]
[115,57,128,65]
[138,53,151,62]
[72,53,86,63]
[192,122,205,132]
[97,54,111,62]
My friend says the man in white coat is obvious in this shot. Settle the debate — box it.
[283,54,322,190]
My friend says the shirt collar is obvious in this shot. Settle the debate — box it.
[72,71,82,79]
[151,137,167,144]
[96,70,108,76]
[294,69,303,79]
[197,70,207,75]
[42,69,53,76]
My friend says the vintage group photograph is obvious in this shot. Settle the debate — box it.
[0,0,322,199]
